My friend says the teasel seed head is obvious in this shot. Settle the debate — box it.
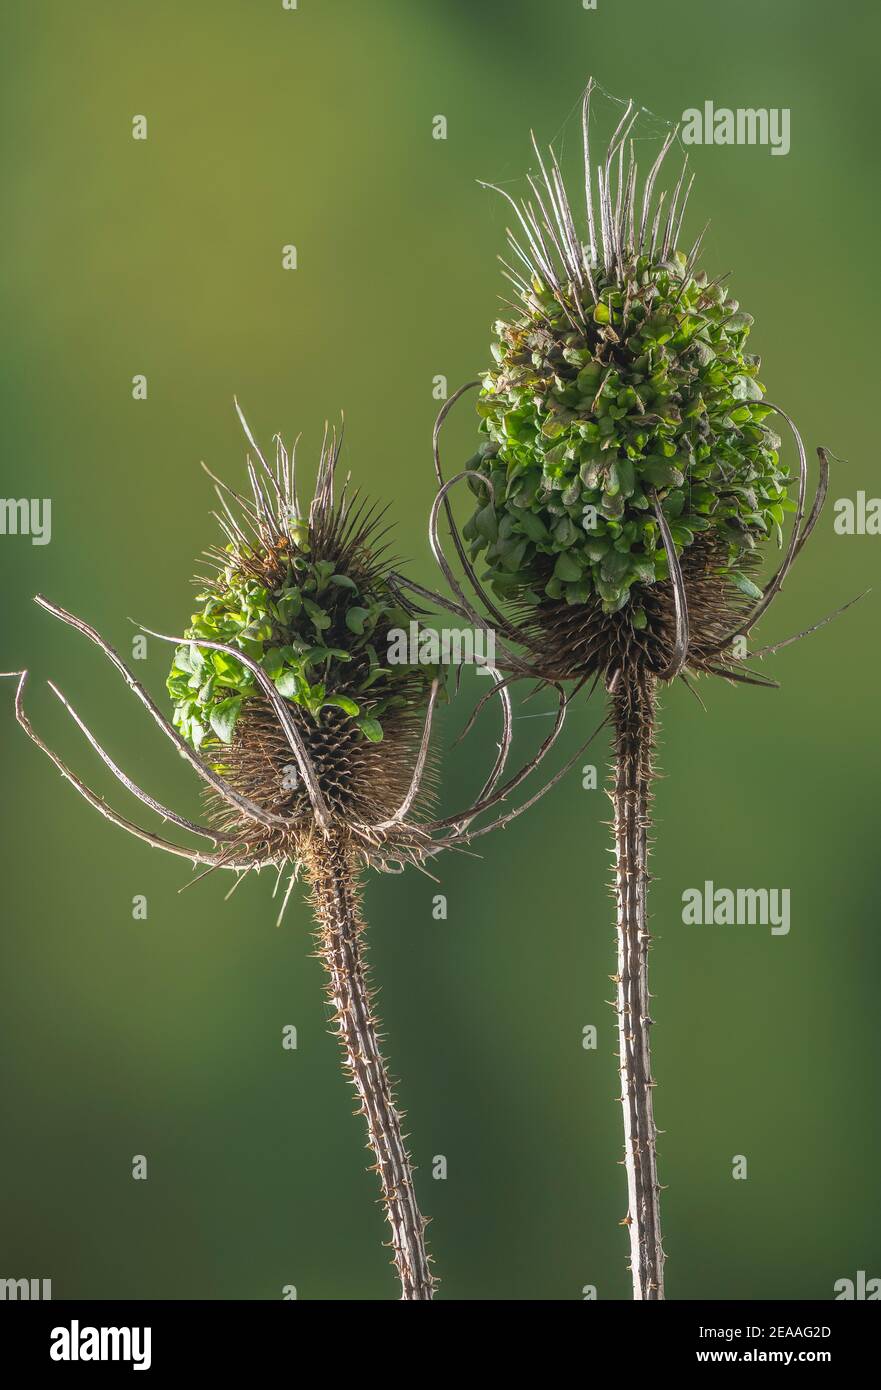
[434,81,834,693]
[162,406,445,875]
[6,403,603,909]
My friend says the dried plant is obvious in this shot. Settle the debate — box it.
[3,405,602,1300]
[429,80,858,1299]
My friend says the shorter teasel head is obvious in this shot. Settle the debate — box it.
[452,82,821,688]
[7,406,587,916]
[165,409,444,872]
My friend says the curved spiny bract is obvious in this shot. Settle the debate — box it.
[432,81,849,1299]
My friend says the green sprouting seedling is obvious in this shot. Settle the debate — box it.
[471,260,791,617]
[429,80,857,1300]
[4,405,571,1300]
[166,518,432,751]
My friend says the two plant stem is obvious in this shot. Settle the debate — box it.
[307,833,435,1300]
[307,678,665,1303]
[611,671,665,1299]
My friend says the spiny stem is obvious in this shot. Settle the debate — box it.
[610,671,665,1299]
[306,832,435,1300]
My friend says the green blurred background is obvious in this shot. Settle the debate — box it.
[1,0,879,1301]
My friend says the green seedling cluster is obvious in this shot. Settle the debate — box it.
[167,544,436,751]
[465,253,794,615]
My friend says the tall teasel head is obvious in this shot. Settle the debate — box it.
[436,80,830,691]
[424,82,851,1302]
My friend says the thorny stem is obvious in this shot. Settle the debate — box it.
[610,670,665,1300]
[306,832,435,1300]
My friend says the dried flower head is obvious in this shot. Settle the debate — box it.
[159,406,447,882]
[437,81,832,694]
